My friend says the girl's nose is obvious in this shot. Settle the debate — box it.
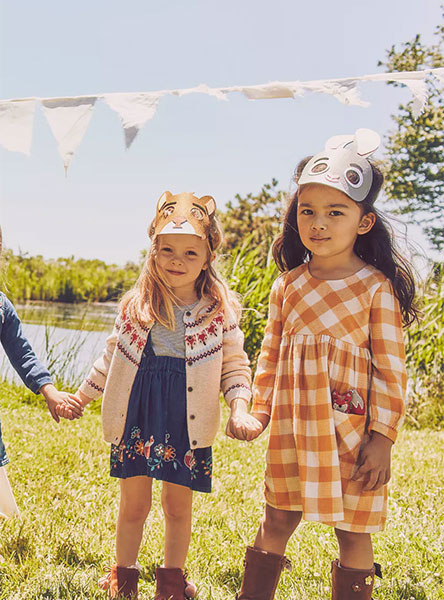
[311,218,327,231]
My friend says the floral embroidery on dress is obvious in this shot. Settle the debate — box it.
[146,432,182,472]
[111,427,212,480]
[201,456,212,478]
[110,439,125,469]
[184,449,199,479]
[183,450,212,480]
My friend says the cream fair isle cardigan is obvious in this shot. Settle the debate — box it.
[79,297,251,448]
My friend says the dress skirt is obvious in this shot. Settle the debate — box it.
[110,335,212,493]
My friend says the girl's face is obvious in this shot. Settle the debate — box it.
[297,184,375,261]
[155,234,209,300]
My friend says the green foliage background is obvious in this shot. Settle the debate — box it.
[1,250,140,303]
[404,263,444,429]
[378,7,444,250]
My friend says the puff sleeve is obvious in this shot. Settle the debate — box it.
[251,276,284,416]
[368,280,407,442]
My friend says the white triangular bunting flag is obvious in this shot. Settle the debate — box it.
[103,92,161,148]
[303,79,369,107]
[241,82,295,99]
[0,67,439,168]
[396,77,429,117]
[0,99,36,155]
[432,67,444,87]
[41,97,97,171]
[174,83,228,100]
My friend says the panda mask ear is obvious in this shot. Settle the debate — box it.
[326,134,354,150]
[200,195,216,216]
[326,129,380,158]
[354,128,380,157]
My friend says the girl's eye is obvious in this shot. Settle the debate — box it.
[300,209,313,215]
[310,161,328,174]
[160,247,172,253]
[186,251,197,257]
[163,206,175,218]
[345,168,363,187]
[190,207,204,220]
[330,211,343,216]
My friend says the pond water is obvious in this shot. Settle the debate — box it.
[0,301,119,387]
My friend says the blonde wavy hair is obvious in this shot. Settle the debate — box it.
[120,213,240,329]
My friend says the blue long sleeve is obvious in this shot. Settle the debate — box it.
[0,293,52,394]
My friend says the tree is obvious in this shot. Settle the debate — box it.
[218,179,284,262]
[378,8,444,250]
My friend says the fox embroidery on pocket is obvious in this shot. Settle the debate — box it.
[332,389,365,415]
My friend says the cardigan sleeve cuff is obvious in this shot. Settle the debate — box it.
[224,383,251,407]
[79,378,104,402]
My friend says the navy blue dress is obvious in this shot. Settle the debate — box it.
[110,335,212,493]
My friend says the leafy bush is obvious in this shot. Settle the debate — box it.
[1,250,140,303]
[221,237,278,370]
[405,263,444,429]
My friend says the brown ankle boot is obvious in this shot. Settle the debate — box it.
[107,565,139,599]
[154,567,196,600]
[236,546,292,600]
[331,559,382,599]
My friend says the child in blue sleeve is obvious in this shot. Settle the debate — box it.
[0,227,83,517]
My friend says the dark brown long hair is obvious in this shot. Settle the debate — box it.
[272,157,419,326]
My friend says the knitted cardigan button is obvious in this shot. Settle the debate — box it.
[191,440,197,446]
[186,311,191,317]
[188,386,193,392]
[189,414,195,420]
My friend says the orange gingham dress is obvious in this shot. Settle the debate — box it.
[252,263,407,533]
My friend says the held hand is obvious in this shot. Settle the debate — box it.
[40,384,84,422]
[225,399,269,441]
[56,393,84,420]
[226,411,265,441]
[352,431,393,491]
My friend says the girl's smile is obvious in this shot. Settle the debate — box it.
[156,233,209,302]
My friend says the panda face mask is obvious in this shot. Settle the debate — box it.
[298,128,380,203]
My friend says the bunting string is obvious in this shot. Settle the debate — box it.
[0,67,442,171]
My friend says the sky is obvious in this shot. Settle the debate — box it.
[0,0,442,268]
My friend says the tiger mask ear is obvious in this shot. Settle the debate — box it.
[200,195,216,216]
[156,190,173,212]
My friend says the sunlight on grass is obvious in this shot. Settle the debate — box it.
[0,386,443,599]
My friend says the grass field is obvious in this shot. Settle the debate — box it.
[0,383,443,600]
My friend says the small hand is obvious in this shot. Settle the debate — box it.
[352,431,393,491]
[40,383,84,422]
[55,393,84,421]
[225,399,268,441]
[226,411,264,441]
